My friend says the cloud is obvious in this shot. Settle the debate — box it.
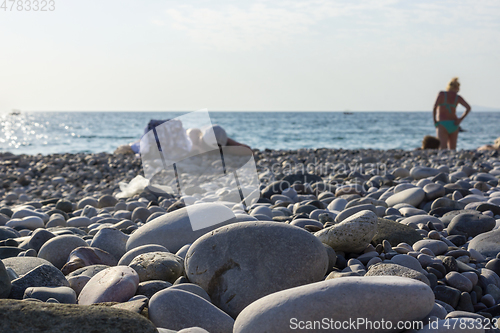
[151,20,165,26]
[160,0,500,50]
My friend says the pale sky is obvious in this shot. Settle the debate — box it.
[1,0,499,112]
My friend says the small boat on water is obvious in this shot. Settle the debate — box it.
[343,112,353,115]
[9,109,21,116]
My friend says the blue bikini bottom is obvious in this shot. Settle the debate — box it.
[435,120,459,134]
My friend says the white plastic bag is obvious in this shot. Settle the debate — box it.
[116,175,150,199]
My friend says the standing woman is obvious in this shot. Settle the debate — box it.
[433,77,471,149]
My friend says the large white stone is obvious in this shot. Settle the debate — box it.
[185,222,328,318]
[78,266,139,305]
[234,276,435,333]
[386,187,426,208]
[315,210,378,253]
[126,203,236,253]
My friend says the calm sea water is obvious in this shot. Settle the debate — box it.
[0,111,498,155]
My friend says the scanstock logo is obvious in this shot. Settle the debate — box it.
[139,109,259,231]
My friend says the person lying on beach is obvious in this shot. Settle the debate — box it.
[478,137,500,151]
[433,77,471,150]
[115,120,250,155]
[187,125,251,154]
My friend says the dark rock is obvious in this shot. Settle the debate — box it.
[446,235,467,247]
[131,207,151,223]
[9,264,69,299]
[434,285,461,308]
[0,246,24,259]
[0,226,20,242]
[456,292,475,312]
[0,299,157,332]
[0,260,11,298]
[442,256,458,273]
[136,280,172,299]
[98,195,118,208]
[476,203,500,216]
[27,229,56,252]
[440,209,480,226]
[261,181,290,199]
[282,173,323,186]
[2,257,54,276]
[371,218,423,247]
[486,259,500,277]
[61,247,118,275]
[448,213,496,238]
[55,200,73,213]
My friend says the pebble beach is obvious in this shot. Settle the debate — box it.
[2,147,500,332]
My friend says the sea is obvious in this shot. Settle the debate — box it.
[1,111,499,155]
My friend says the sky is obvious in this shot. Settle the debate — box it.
[0,0,499,112]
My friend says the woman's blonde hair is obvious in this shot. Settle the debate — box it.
[446,77,460,91]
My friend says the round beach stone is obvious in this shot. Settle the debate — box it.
[1,257,54,276]
[447,213,496,238]
[67,275,91,296]
[27,229,55,253]
[371,218,423,247]
[149,289,234,332]
[23,286,77,304]
[327,198,347,212]
[11,209,49,223]
[113,210,131,220]
[249,206,273,219]
[97,195,118,208]
[386,187,425,208]
[9,264,69,299]
[365,263,430,286]
[90,227,129,261]
[469,228,500,258]
[233,276,435,333]
[413,239,448,255]
[118,244,170,266]
[445,271,473,292]
[131,207,151,222]
[390,254,425,274]
[185,221,328,318]
[61,247,118,275]
[334,204,377,223]
[0,226,20,241]
[136,280,172,299]
[67,217,92,228]
[78,266,140,305]
[55,199,73,213]
[169,283,211,302]
[424,183,446,201]
[410,166,440,180]
[81,205,98,218]
[0,260,11,298]
[38,235,89,269]
[315,210,378,253]
[77,197,99,209]
[45,214,66,228]
[66,264,110,279]
[6,216,44,230]
[127,203,237,253]
[128,252,184,283]
[289,218,323,230]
